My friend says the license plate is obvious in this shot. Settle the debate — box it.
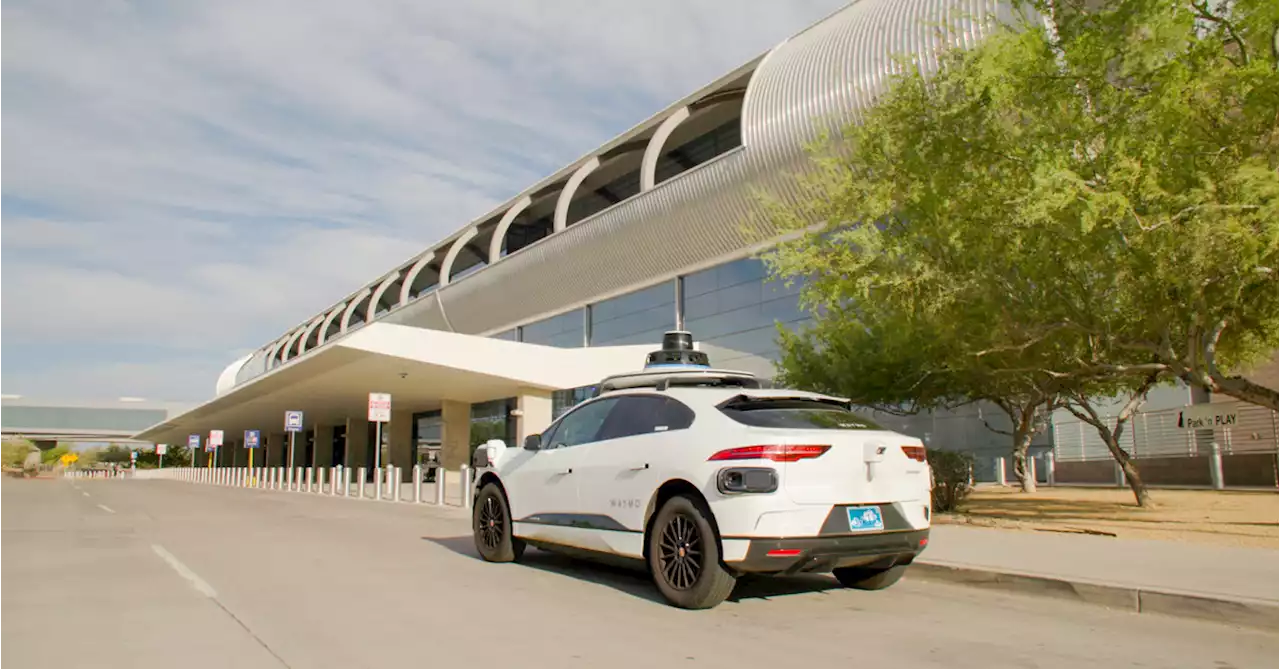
[846,505,884,533]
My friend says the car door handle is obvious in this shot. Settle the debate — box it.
[628,464,650,471]
[559,468,573,475]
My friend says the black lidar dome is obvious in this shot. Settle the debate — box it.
[644,331,710,368]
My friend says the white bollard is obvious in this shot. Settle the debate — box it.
[434,466,445,505]
[305,467,313,493]
[393,467,402,503]
[331,467,339,496]
[460,465,472,510]
[357,467,367,498]
[413,465,422,503]
[1210,442,1225,490]
[286,467,294,491]
[374,467,383,501]
[317,467,326,493]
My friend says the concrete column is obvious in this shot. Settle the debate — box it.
[346,417,370,480]
[265,433,284,466]
[389,409,414,482]
[515,389,553,446]
[441,400,472,470]
[314,424,335,470]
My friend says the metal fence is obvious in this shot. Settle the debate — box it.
[1051,400,1278,462]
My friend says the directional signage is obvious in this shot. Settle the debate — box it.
[209,430,224,447]
[368,392,392,423]
[156,444,168,455]
[285,411,304,433]
[244,430,261,449]
[188,434,201,450]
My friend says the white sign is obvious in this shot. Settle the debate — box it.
[368,392,392,423]
[1179,404,1239,430]
[156,444,168,455]
[209,429,224,447]
[285,411,304,432]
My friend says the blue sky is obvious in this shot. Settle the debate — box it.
[2,0,848,402]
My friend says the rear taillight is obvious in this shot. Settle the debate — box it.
[901,445,927,462]
[708,445,831,463]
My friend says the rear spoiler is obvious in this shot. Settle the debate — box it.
[718,393,853,410]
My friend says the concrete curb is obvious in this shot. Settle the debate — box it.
[911,561,1278,631]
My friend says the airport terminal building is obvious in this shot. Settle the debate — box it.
[135,0,1278,488]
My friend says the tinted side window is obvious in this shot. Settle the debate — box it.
[597,395,695,441]
[547,398,617,448]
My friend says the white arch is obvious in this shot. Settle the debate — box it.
[339,287,373,332]
[266,337,289,369]
[215,353,254,396]
[553,157,601,233]
[279,326,308,363]
[297,315,327,355]
[398,252,436,305]
[365,272,402,322]
[488,196,532,264]
[439,227,478,287]
[316,302,347,346]
[641,106,690,191]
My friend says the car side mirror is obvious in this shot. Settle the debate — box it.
[523,434,541,451]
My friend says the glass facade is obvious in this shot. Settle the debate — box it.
[589,281,675,347]
[489,329,517,341]
[522,309,584,348]
[681,256,808,377]
[552,386,598,420]
[470,399,516,450]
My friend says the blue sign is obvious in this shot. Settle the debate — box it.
[187,434,201,450]
[244,430,261,449]
[284,411,304,433]
[846,506,885,533]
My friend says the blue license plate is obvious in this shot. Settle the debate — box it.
[846,505,884,533]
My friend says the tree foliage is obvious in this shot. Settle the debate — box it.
[761,0,1278,491]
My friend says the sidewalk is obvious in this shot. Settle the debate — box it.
[916,524,1278,628]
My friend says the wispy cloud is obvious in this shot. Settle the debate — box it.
[2,0,848,401]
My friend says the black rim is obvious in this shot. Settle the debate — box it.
[478,495,504,551]
[658,512,703,590]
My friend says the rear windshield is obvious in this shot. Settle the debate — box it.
[718,397,883,430]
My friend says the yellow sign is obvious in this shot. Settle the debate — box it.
[60,453,79,466]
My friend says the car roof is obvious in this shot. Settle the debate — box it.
[599,384,850,406]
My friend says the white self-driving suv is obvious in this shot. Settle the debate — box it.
[470,332,931,609]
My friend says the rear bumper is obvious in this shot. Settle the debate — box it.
[729,529,929,575]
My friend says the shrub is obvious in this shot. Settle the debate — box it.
[927,450,974,513]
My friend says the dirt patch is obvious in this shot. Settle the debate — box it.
[938,486,1279,549]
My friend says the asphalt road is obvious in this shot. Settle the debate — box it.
[3,479,1275,669]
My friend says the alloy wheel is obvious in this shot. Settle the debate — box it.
[657,513,703,590]
[478,495,504,550]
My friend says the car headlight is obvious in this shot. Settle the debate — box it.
[716,467,778,494]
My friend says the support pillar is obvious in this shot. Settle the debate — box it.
[441,400,471,470]
[266,433,285,466]
[515,389,553,446]
[390,409,414,482]
[346,417,370,481]
[314,424,335,470]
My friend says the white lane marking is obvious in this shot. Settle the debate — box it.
[97,504,116,514]
[151,544,218,598]
[81,492,91,498]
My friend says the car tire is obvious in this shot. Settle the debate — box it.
[832,564,907,590]
[647,495,737,609]
[473,483,525,563]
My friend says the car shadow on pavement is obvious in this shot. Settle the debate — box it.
[422,535,844,605]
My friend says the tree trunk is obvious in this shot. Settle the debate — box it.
[1101,434,1151,507]
[1011,425,1037,493]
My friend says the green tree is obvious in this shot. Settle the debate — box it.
[98,444,133,465]
[40,445,71,465]
[2,440,34,468]
[763,0,1278,492]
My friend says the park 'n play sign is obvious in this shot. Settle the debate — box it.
[1178,404,1239,430]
